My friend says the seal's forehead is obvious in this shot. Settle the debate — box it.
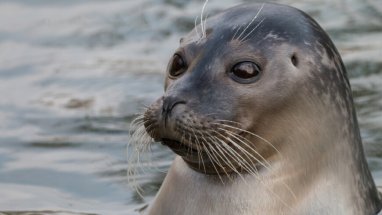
[229,4,318,36]
[182,3,324,46]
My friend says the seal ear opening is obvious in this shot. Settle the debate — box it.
[291,54,298,67]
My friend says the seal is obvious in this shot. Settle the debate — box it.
[129,2,382,215]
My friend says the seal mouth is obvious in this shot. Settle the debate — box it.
[161,138,199,156]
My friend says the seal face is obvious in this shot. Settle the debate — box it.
[132,2,382,215]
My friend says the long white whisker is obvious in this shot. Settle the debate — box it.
[195,131,225,183]
[212,122,282,157]
[215,119,243,125]
[211,135,293,208]
[191,128,207,173]
[200,135,230,180]
[236,3,264,41]
[209,134,263,180]
[216,127,272,169]
[213,122,296,200]
[209,136,251,181]
[208,136,241,174]
[232,25,242,41]
[211,135,259,177]
[241,18,266,42]
[127,112,158,197]
[194,15,201,39]
[218,128,271,170]
[200,0,209,38]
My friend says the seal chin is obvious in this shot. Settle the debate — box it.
[161,137,247,175]
[160,138,199,158]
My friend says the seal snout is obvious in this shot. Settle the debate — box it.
[143,95,189,141]
[161,96,186,127]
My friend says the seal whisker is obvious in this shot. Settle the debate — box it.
[200,0,209,39]
[204,134,243,174]
[209,136,254,181]
[194,15,201,39]
[200,130,238,180]
[191,132,205,172]
[197,142,207,174]
[203,135,241,175]
[212,135,260,177]
[212,138,263,186]
[236,3,264,41]
[179,131,192,157]
[218,128,297,200]
[231,25,243,41]
[210,138,247,181]
[211,136,292,209]
[143,124,156,136]
[127,149,145,196]
[191,128,207,173]
[240,18,266,43]
[212,123,282,157]
[130,115,144,122]
[212,130,260,170]
[187,132,200,168]
[203,12,209,36]
[213,124,297,200]
[200,134,232,182]
[195,132,226,183]
[127,114,157,197]
[215,127,271,170]
[129,116,144,131]
[215,126,271,167]
[215,119,243,125]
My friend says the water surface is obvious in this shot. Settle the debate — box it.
[0,0,381,214]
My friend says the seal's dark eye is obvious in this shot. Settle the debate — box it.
[169,54,187,78]
[230,61,261,83]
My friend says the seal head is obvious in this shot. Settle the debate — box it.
[141,3,381,214]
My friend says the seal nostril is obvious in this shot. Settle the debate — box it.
[162,97,187,127]
[169,101,186,113]
[291,54,298,67]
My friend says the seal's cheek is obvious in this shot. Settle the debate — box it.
[162,71,176,92]
[256,61,300,104]
[164,79,170,91]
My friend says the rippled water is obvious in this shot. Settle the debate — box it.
[0,0,381,214]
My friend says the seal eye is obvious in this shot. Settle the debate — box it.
[169,54,187,78]
[230,61,261,83]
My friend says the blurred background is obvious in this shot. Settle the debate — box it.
[0,0,381,214]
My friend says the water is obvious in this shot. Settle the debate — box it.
[0,0,381,214]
